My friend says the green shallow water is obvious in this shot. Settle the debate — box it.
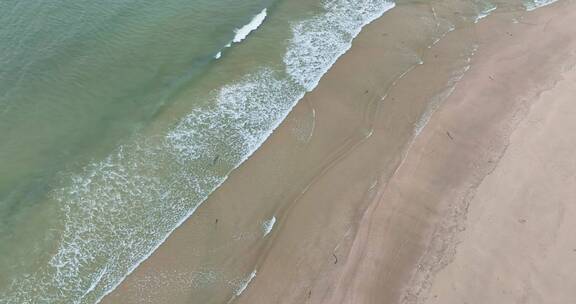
[0,0,278,301]
[0,0,557,302]
[0,0,395,302]
[0,0,277,214]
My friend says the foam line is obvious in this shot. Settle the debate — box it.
[233,9,267,43]
[526,0,558,11]
[262,216,276,237]
[0,2,398,303]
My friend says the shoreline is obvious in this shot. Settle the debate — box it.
[93,2,398,303]
[234,1,576,303]
[102,1,576,303]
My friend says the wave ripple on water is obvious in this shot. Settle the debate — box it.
[2,0,396,303]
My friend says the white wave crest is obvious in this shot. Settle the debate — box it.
[233,9,267,43]
[234,270,257,296]
[284,0,395,91]
[525,0,558,11]
[0,1,397,303]
[262,216,276,237]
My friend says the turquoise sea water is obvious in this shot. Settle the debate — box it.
[0,0,397,302]
[0,0,557,303]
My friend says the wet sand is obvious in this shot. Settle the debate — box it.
[103,1,576,303]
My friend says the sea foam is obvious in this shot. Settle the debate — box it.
[215,8,267,60]
[233,9,267,43]
[525,0,558,10]
[0,1,396,303]
[262,216,276,237]
[285,0,396,91]
[234,270,257,296]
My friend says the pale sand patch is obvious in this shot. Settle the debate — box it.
[424,45,576,304]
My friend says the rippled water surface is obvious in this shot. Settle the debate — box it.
[0,0,556,302]
[0,0,398,302]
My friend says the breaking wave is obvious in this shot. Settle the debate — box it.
[0,0,396,303]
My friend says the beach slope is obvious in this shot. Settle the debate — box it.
[235,1,576,304]
[103,1,576,303]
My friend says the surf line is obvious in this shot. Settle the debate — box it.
[215,8,268,59]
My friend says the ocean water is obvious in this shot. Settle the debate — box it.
[0,0,553,303]
[0,0,396,302]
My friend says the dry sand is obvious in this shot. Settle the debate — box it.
[424,45,576,304]
[103,1,576,303]
[235,1,576,304]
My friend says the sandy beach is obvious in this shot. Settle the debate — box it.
[424,47,576,304]
[103,1,576,303]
